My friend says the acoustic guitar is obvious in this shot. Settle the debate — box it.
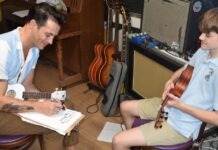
[88,3,114,89]
[154,65,194,129]
[96,43,116,89]
[88,44,104,87]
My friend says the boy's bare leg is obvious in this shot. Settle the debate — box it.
[120,100,140,129]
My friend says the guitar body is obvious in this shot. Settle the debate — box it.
[88,44,104,87]
[6,84,25,100]
[154,65,194,129]
[97,43,116,89]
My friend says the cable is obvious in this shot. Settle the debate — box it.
[86,92,103,114]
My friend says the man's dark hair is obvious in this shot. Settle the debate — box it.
[25,2,66,27]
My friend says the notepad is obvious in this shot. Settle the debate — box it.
[18,109,84,135]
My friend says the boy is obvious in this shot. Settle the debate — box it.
[112,7,218,150]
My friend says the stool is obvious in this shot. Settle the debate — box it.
[0,135,36,150]
[132,118,206,150]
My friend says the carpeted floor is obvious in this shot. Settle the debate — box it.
[34,59,122,150]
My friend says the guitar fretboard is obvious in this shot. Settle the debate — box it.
[23,92,51,100]
[120,5,130,63]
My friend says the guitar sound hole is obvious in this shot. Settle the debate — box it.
[6,90,16,98]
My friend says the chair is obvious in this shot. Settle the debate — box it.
[55,0,84,87]
[0,135,37,150]
[198,126,218,149]
[131,118,206,150]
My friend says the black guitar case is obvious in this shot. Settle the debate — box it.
[101,61,127,117]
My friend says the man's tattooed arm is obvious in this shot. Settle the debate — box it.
[1,103,34,113]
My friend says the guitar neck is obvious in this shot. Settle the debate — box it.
[107,7,113,43]
[114,8,119,51]
[23,92,51,100]
[154,96,170,128]
[121,22,127,62]
[120,6,130,63]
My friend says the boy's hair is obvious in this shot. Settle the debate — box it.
[25,2,66,27]
[199,7,218,34]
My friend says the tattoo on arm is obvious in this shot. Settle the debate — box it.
[1,103,34,112]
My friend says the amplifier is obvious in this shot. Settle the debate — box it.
[125,41,183,99]
[141,0,218,55]
[142,0,190,53]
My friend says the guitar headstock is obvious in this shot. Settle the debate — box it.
[154,111,168,129]
[51,89,66,101]
[120,6,127,24]
[120,5,132,34]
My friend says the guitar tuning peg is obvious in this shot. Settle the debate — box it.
[160,114,164,118]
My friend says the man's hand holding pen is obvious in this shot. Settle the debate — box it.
[34,99,65,116]
[52,99,66,110]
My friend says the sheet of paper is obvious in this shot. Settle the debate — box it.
[97,122,125,143]
[12,10,29,18]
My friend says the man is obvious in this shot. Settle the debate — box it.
[0,3,78,150]
[112,7,218,150]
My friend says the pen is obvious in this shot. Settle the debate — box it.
[61,101,66,110]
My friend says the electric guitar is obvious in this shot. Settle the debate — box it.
[6,83,66,101]
[154,65,194,129]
